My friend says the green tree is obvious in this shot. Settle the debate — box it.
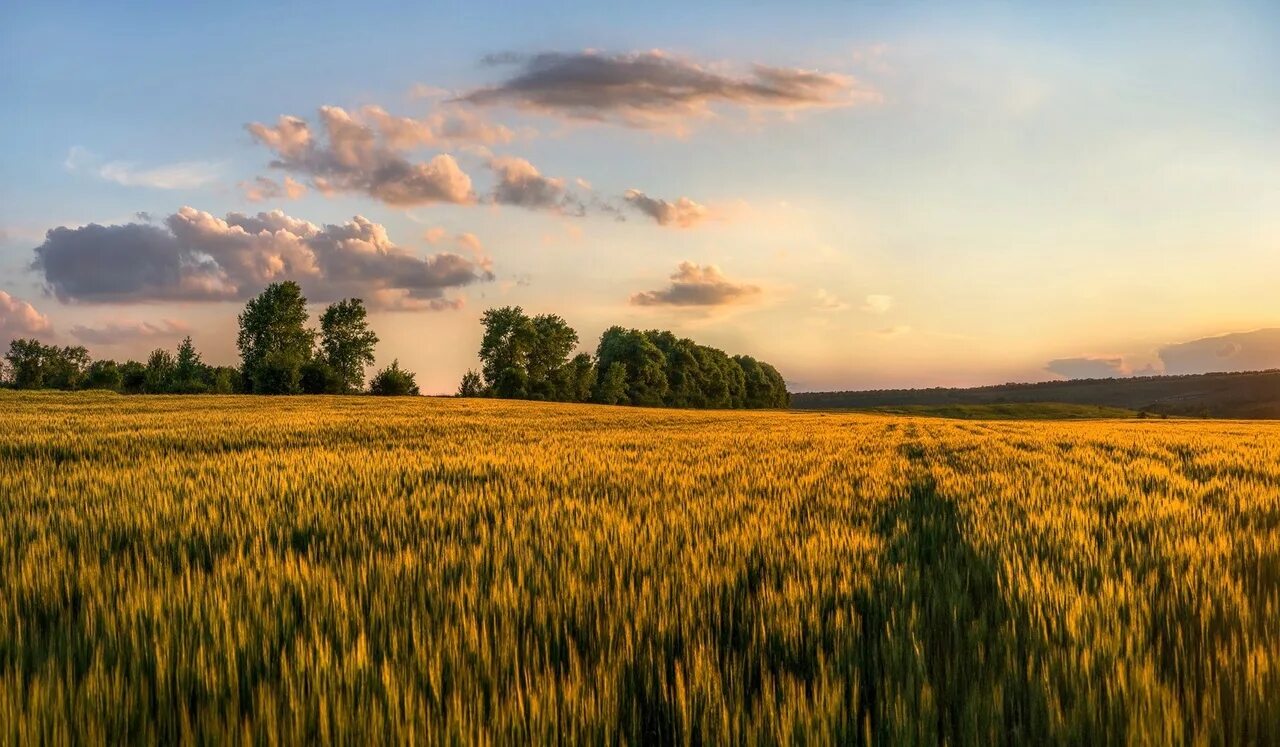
[457,370,485,397]
[84,360,123,391]
[528,314,578,400]
[318,298,378,392]
[558,353,597,403]
[735,355,789,408]
[645,331,707,408]
[237,281,314,394]
[208,366,240,394]
[478,306,536,392]
[144,349,176,393]
[593,362,628,405]
[44,346,89,390]
[120,360,147,394]
[172,337,208,393]
[5,338,48,389]
[595,327,667,406]
[369,360,419,396]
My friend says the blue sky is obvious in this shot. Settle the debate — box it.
[3,1,1278,392]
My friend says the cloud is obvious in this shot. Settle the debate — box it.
[69,319,190,346]
[423,229,493,274]
[876,325,912,338]
[630,262,761,307]
[812,289,850,311]
[861,294,893,314]
[458,50,874,130]
[65,146,220,189]
[1158,328,1280,375]
[360,105,519,148]
[240,175,307,202]
[247,107,474,206]
[1045,356,1129,380]
[31,207,493,309]
[623,189,709,227]
[487,155,582,213]
[0,291,53,339]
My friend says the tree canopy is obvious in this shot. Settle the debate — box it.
[465,310,788,409]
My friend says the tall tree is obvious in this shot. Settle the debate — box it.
[144,349,176,394]
[237,281,314,394]
[172,337,207,393]
[478,306,536,397]
[527,314,578,400]
[318,298,378,393]
[5,339,47,389]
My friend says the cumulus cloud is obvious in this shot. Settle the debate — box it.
[861,294,893,314]
[65,146,220,189]
[1158,328,1280,375]
[247,107,474,206]
[486,156,583,213]
[623,190,709,227]
[1046,356,1129,380]
[0,291,53,338]
[70,319,190,346]
[458,50,874,129]
[630,262,761,307]
[31,207,493,309]
[240,175,307,202]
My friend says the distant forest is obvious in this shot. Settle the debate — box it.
[1,280,789,408]
[792,370,1280,419]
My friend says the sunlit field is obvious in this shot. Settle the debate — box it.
[2,392,1278,743]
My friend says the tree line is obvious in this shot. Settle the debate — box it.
[2,281,418,396]
[2,283,788,408]
[458,306,789,408]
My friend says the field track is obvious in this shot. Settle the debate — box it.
[2,392,1278,743]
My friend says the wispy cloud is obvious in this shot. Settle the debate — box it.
[239,175,307,202]
[65,146,220,189]
[70,319,190,345]
[458,50,876,131]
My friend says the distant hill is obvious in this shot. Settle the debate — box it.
[791,370,1280,419]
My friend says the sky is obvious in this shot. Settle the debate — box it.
[2,1,1278,394]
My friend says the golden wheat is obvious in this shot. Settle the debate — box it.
[1,391,1277,743]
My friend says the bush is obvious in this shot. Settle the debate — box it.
[300,359,345,395]
[369,360,419,396]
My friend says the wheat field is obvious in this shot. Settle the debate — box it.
[1,391,1277,743]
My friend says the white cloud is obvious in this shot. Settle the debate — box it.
[65,146,220,189]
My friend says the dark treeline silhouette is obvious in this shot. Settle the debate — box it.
[2,281,417,396]
[458,306,789,408]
